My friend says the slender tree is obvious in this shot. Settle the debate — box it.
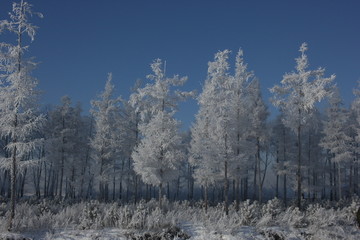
[270,43,334,208]
[0,0,44,231]
[229,49,254,209]
[132,59,193,208]
[189,52,225,211]
[90,73,122,201]
[320,87,352,200]
[350,83,360,196]
[247,78,269,203]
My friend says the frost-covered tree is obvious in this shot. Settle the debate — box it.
[90,73,122,201]
[270,43,334,208]
[350,83,360,195]
[45,96,81,198]
[302,109,324,200]
[320,87,352,200]
[190,50,234,214]
[131,59,193,207]
[272,114,297,206]
[190,53,223,211]
[113,81,145,202]
[247,78,269,203]
[191,49,261,213]
[228,50,254,208]
[0,0,44,231]
[190,101,219,211]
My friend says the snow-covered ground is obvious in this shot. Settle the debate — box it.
[1,198,360,239]
[1,223,360,240]
[0,226,268,240]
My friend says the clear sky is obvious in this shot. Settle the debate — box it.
[1,0,359,129]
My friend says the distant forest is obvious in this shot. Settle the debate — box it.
[1,0,360,231]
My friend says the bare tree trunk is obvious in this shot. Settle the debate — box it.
[158,182,162,209]
[43,162,47,198]
[338,162,342,200]
[329,158,333,201]
[244,177,248,200]
[355,156,359,195]
[253,158,257,201]
[283,128,287,206]
[175,177,180,201]
[257,138,262,203]
[308,133,311,199]
[297,123,302,209]
[134,175,138,204]
[276,149,279,199]
[113,160,116,201]
[8,144,17,231]
[59,147,64,198]
[235,178,240,211]
[1,170,8,197]
[350,164,353,198]
[20,168,27,198]
[312,171,317,201]
[333,162,337,200]
[204,184,208,213]
[224,159,229,215]
[261,149,269,201]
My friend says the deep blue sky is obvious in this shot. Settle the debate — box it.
[1,0,359,129]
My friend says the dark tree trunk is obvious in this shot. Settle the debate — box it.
[297,123,302,209]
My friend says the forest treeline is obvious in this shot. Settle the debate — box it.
[1,0,360,231]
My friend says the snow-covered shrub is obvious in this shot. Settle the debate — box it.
[145,207,173,230]
[35,199,60,217]
[79,201,101,229]
[102,202,120,227]
[11,203,38,231]
[262,198,284,217]
[306,204,337,229]
[342,198,360,226]
[128,201,148,229]
[118,204,134,228]
[257,198,285,227]
[0,202,6,217]
[238,200,261,225]
[277,206,306,228]
[51,203,81,229]
[211,211,242,234]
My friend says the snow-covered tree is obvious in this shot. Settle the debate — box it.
[190,50,234,214]
[114,81,144,202]
[190,53,222,211]
[0,0,44,231]
[247,78,269,203]
[45,96,83,198]
[272,114,297,205]
[131,59,193,207]
[302,109,325,200]
[190,104,219,211]
[228,49,254,208]
[90,73,122,201]
[350,82,360,195]
[270,43,334,208]
[320,87,352,200]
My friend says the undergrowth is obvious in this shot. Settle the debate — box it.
[0,196,359,239]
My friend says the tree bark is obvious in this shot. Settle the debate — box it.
[8,145,17,231]
[338,162,342,200]
[158,182,162,209]
[297,122,302,209]
[257,137,262,203]
[224,159,229,215]
[204,184,208,213]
